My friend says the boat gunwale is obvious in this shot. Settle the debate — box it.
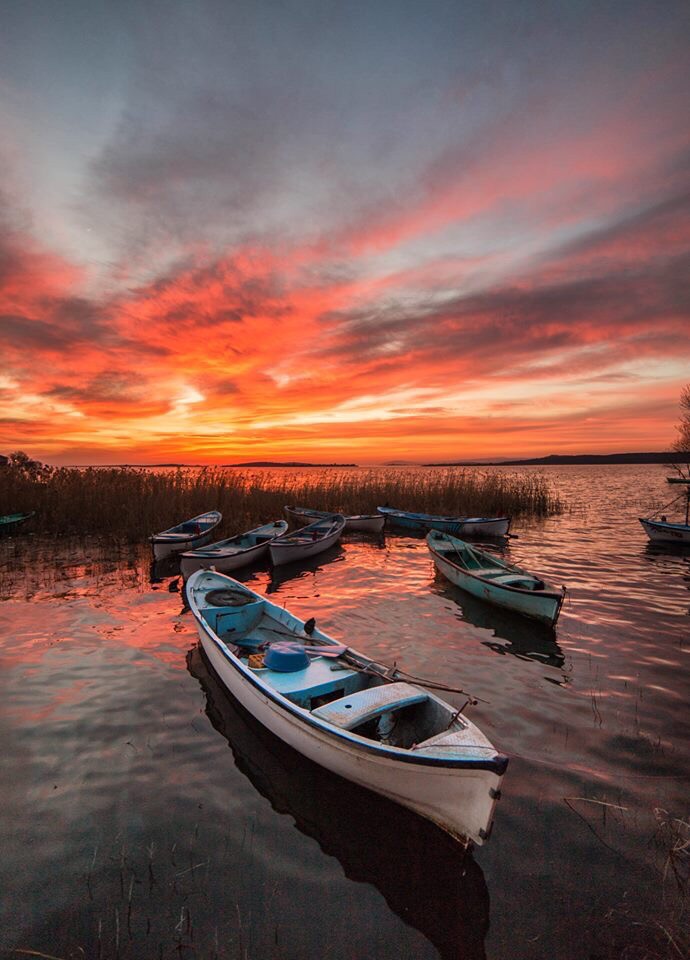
[187,573,507,775]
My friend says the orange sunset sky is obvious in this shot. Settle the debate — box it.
[1,1,689,465]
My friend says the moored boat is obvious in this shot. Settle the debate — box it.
[377,506,511,538]
[0,511,34,532]
[285,504,385,533]
[180,520,289,578]
[269,514,346,566]
[150,510,222,560]
[186,568,508,844]
[639,517,690,544]
[666,477,690,484]
[640,489,690,544]
[427,531,565,626]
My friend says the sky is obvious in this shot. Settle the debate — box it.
[1,0,689,465]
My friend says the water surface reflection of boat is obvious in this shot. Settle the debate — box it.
[266,543,346,592]
[187,646,490,960]
[432,578,566,670]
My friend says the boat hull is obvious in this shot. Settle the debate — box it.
[181,541,269,577]
[639,518,690,544]
[378,508,510,538]
[194,615,502,844]
[429,540,564,626]
[341,514,385,532]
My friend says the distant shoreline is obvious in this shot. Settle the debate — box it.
[425,452,689,466]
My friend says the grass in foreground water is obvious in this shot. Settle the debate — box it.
[1,459,562,540]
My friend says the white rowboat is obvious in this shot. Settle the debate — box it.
[427,531,566,626]
[639,517,690,544]
[269,515,346,566]
[150,510,222,560]
[640,490,690,544]
[186,569,508,844]
[377,506,511,538]
[180,520,289,578]
[285,505,385,533]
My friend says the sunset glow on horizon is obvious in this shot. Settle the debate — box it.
[1,1,689,466]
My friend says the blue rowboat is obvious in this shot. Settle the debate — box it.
[186,568,507,845]
[427,531,565,626]
[377,506,510,538]
[150,510,222,560]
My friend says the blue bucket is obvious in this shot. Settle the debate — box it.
[264,641,309,672]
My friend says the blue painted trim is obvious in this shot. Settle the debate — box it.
[199,621,508,776]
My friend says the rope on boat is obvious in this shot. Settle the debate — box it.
[649,489,690,519]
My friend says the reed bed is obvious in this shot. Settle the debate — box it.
[0,461,562,540]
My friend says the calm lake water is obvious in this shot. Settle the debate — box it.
[1,465,688,960]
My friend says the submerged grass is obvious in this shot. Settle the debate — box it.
[0,463,562,540]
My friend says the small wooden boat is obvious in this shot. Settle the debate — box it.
[150,510,222,560]
[427,531,566,626]
[180,520,289,578]
[639,517,690,544]
[0,511,34,532]
[186,568,508,844]
[285,505,385,533]
[640,490,690,544]
[269,514,346,567]
[377,506,511,538]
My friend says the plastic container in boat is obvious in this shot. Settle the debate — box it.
[264,641,309,672]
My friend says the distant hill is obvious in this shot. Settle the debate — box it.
[426,452,689,466]
[223,461,358,467]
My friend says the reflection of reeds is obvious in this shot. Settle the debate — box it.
[0,464,561,539]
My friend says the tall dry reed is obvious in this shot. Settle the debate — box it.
[0,463,562,540]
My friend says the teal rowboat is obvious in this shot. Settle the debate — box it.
[427,531,565,626]
[0,511,34,531]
